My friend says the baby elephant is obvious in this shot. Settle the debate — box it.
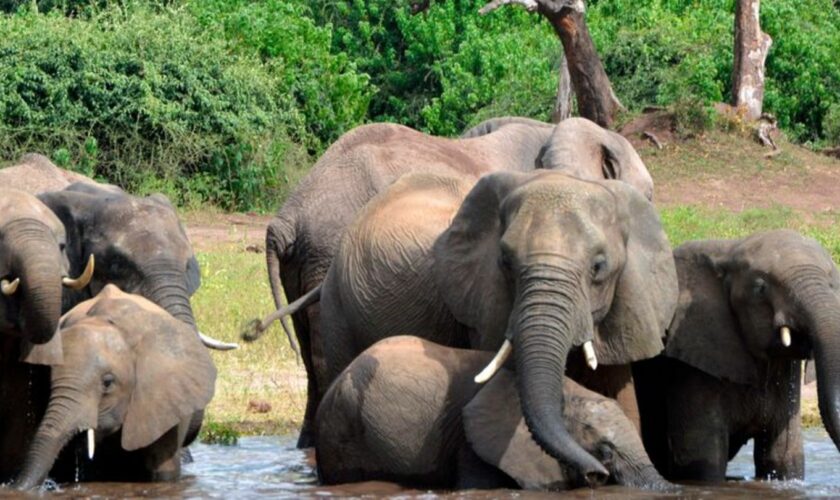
[13,284,217,489]
[316,336,668,491]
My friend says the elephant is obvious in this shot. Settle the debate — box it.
[0,188,96,481]
[316,336,670,491]
[257,170,677,480]
[0,153,96,195]
[36,182,235,350]
[11,284,216,489]
[633,229,840,482]
[261,116,653,446]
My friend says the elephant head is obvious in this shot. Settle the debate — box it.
[461,117,654,201]
[464,369,668,489]
[37,183,201,328]
[665,229,840,454]
[13,285,216,489]
[0,189,94,356]
[433,171,677,484]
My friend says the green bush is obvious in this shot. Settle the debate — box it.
[0,4,309,210]
[825,103,840,147]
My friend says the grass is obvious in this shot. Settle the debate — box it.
[192,244,306,438]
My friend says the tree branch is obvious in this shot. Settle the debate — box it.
[479,0,539,15]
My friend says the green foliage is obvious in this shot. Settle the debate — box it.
[825,103,840,146]
[190,0,372,149]
[0,4,310,211]
[200,421,240,445]
[313,0,559,135]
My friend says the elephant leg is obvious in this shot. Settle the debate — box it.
[754,366,804,480]
[144,426,183,482]
[667,370,728,481]
[295,303,320,449]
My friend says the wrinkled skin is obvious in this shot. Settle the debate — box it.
[266,117,653,446]
[634,230,840,481]
[317,171,677,481]
[316,336,669,491]
[0,189,73,481]
[12,285,216,489]
[37,183,202,328]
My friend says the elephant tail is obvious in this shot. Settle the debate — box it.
[241,283,322,359]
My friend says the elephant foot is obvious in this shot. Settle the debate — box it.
[297,421,316,449]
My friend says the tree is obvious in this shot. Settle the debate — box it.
[416,0,622,128]
[731,0,772,120]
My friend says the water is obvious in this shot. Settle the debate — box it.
[1,429,837,498]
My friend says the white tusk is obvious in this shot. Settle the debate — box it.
[87,428,95,460]
[199,331,239,351]
[1,277,20,296]
[780,326,792,347]
[474,339,513,384]
[583,341,598,370]
[63,254,95,290]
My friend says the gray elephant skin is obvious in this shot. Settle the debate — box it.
[316,336,668,491]
[634,229,840,481]
[37,183,202,329]
[263,116,653,446]
[309,170,677,481]
[12,285,216,489]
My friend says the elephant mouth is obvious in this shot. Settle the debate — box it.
[769,325,813,359]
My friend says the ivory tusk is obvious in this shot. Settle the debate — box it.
[583,341,598,370]
[199,331,239,351]
[474,339,512,384]
[1,278,20,296]
[63,254,95,290]
[780,326,792,347]
[87,428,95,460]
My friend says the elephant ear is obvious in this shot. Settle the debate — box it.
[463,369,571,490]
[596,181,678,364]
[37,190,92,301]
[665,240,759,385]
[120,307,217,451]
[433,172,529,350]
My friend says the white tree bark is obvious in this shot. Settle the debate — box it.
[732,0,772,120]
[552,50,573,122]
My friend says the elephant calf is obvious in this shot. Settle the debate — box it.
[316,336,669,491]
[634,229,840,482]
[12,284,217,489]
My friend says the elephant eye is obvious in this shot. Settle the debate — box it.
[752,277,767,297]
[102,373,116,392]
[591,255,608,282]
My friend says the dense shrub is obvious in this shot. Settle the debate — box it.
[0,4,310,210]
[190,0,373,149]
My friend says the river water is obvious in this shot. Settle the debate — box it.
[1,428,837,498]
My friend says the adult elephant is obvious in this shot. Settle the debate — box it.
[0,188,94,481]
[633,230,840,481]
[258,170,677,480]
[317,336,669,490]
[37,182,234,350]
[13,285,216,489]
[262,117,653,447]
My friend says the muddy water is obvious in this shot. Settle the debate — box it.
[1,429,837,498]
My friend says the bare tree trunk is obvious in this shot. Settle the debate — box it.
[481,0,623,128]
[732,0,772,120]
[552,50,573,123]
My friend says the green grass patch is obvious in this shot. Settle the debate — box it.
[192,244,306,436]
[199,422,241,446]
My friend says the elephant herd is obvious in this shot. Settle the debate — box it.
[0,178,229,489]
[249,116,840,491]
[0,114,838,493]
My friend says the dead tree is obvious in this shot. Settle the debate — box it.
[551,50,573,123]
[481,0,623,127]
[731,0,772,120]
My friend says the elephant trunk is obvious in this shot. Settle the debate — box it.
[143,265,196,327]
[512,263,608,486]
[803,291,840,453]
[13,380,91,490]
[7,220,63,344]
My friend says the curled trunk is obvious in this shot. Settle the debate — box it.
[7,220,64,344]
[142,266,196,327]
[807,300,840,452]
[512,264,608,486]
